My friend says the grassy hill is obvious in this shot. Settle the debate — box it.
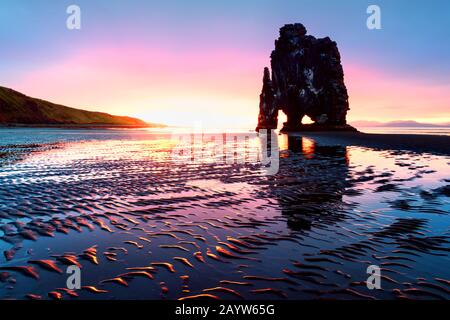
[0,86,161,127]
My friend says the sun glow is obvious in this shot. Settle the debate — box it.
[134,97,257,129]
[7,47,450,129]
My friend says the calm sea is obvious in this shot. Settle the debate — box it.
[358,126,450,136]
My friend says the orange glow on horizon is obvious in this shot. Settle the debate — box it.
[6,45,449,129]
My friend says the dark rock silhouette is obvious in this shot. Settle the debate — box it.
[257,67,278,130]
[256,23,356,132]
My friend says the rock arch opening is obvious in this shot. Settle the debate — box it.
[278,111,287,129]
[301,115,314,125]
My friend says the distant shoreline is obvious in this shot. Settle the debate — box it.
[0,123,166,129]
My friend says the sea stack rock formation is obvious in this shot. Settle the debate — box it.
[256,23,356,132]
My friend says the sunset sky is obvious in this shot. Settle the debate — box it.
[1,0,449,128]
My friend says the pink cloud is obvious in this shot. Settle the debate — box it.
[345,63,450,122]
[8,44,450,127]
[9,43,267,127]
[13,44,266,99]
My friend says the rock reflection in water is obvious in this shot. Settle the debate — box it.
[274,135,349,231]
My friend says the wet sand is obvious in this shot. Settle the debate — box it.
[0,129,449,300]
[0,144,58,167]
[290,131,450,155]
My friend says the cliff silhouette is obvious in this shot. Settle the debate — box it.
[0,86,161,127]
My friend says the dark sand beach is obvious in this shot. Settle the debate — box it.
[294,131,450,155]
[0,128,449,300]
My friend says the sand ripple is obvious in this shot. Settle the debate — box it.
[0,134,449,300]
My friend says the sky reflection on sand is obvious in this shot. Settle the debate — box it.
[0,129,449,300]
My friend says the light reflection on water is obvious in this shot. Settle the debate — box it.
[0,128,449,300]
